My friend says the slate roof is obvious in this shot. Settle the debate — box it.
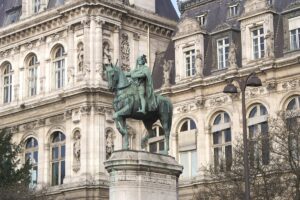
[0,0,178,28]
[152,0,299,89]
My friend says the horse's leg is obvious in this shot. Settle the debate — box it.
[115,117,129,150]
[113,103,131,119]
[141,120,156,150]
[159,101,173,155]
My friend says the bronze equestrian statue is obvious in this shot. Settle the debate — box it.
[105,55,173,154]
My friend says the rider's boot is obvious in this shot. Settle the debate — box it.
[137,97,146,114]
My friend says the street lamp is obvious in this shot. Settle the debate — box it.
[223,72,262,200]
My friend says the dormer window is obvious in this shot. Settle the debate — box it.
[196,14,207,26]
[33,0,41,13]
[228,4,239,17]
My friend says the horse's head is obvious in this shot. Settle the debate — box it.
[106,65,118,91]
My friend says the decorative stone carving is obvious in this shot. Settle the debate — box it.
[228,42,238,69]
[265,30,274,58]
[245,87,266,98]
[209,96,228,107]
[266,81,277,91]
[38,119,46,126]
[11,125,19,133]
[121,33,130,71]
[80,106,92,115]
[73,130,81,172]
[281,79,300,90]
[77,42,84,72]
[195,50,203,77]
[23,121,37,130]
[174,18,202,38]
[72,110,81,123]
[162,59,172,87]
[127,125,136,150]
[67,66,75,83]
[103,42,112,66]
[49,115,64,124]
[106,130,115,160]
[175,101,201,114]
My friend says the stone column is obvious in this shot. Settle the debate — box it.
[67,25,75,85]
[82,18,91,81]
[95,18,104,83]
[105,150,183,200]
[113,25,120,63]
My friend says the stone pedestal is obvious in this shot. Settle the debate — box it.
[104,150,183,200]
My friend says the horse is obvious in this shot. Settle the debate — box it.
[105,65,173,154]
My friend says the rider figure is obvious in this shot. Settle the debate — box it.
[130,55,157,114]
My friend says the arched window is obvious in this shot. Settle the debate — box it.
[27,54,38,96]
[248,104,269,166]
[287,96,300,111]
[178,118,197,178]
[212,112,232,171]
[149,126,165,153]
[286,96,300,162]
[25,137,38,188]
[52,46,65,89]
[3,63,12,103]
[50,131,65,186]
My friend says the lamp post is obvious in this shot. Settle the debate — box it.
[223,72,262,200]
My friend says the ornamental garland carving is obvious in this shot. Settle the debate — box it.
[120,33,130,71]
[209,96,229,107]
[174,99,204,114]
[106,130,115,160]
[281,79,300,90]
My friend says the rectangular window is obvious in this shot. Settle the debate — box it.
[252,27,265,59]
[185,50,195,77]
[217,37,229,69]
[229,5,238,17]
[3,74,12,103]
[290,28,300,50]
[196,14,207,26]
[29,67,37,96]
[180,150,197,178]
[55,60,65,89]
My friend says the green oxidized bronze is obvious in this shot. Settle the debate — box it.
[106,55,173,154]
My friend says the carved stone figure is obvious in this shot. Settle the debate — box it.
[105,55,173,154]
[265,30,274,58]
[128,55,157,114]
[228,42,238,69]
[68,67,75,83]
[77,42,84,72]
[163,59,171,87]
[195,50,203,77]
[73,130,81,172]
[103,42,112,66]
[73,131,81,161]
[106,130,114,160]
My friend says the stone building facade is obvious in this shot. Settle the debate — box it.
[150,0,300,199]
[0,0,178,199]
[2,0,300,199]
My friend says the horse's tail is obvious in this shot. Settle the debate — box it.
[156,95,173,129]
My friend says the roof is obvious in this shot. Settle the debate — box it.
[0,0,178,28]
[155,0,179,21]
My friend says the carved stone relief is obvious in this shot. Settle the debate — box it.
[120,33,130,71]
[162,59,172,87]
[73,130,81,172]
[77,42,84,72]
[106,129,115,160]
[281,79,300,90]
[127,125,136,150]
[208,96,229,107]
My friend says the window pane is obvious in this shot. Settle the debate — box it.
[180,121,188,132]
[52,162,59,186]
[249,106,257,118]
[149,142,157,153]
[190,120,196,130]
[159,127,165,136]
[180,152,189,178]
[224,113,230,123]
[61,161,65,184]
[214,147,221,168]
[33,151,38,163]
[224,129,231,142]
[52,147,59,160]
[150,129,156,138]
[225,145,232,171]
[287,98,297,110]
[260,105,267,116]
[213,131,222,144]
[61,145,65,158]
[191,150,197,176]
[213,114,222,125]
[159,140,165,151]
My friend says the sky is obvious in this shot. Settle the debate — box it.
[171,0,180,16]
